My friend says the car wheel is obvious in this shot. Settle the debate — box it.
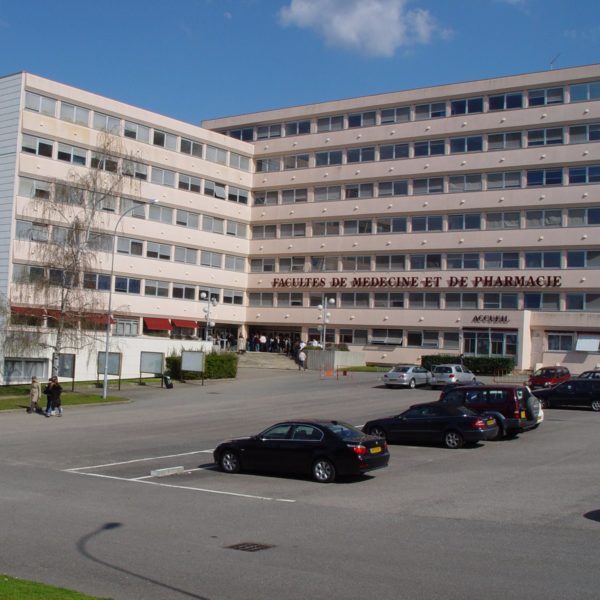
[312,458,336,483]
[409,378,416,389]
[368,426,387,441]
[591,399,600,412]
[443,430,464,449]
[219,450,240,473]
[539,397,551,409]
[494,423,504,440]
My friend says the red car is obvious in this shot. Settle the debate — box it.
[527,366,570,389]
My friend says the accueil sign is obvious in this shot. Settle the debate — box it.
[271,275,562,289]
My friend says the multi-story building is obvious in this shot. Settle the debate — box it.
[1,64,599,382]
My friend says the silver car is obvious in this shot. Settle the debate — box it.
[383,365,431,389]
[430,364,477,388]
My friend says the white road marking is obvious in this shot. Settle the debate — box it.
[65,449,214,471]
[132,465,218,480]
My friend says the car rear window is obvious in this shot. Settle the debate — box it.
[324,422,364,441]
[392,367,410,373]
[435,367,452,373]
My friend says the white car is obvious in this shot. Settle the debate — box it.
[430,364,477,388]
[383,365,431,389]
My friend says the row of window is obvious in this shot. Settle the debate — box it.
[24,91,250,171]
[255,124,600,172]
[225,82,600,140]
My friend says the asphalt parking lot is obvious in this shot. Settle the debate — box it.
[1,370,599,600]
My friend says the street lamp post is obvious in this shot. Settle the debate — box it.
[102,200,157,400]
[200,291,218,342]
[317,297,336,348]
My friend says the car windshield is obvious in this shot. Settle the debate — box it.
[533,368,554,377]
[323,422,365,441]
[392,367,410,373]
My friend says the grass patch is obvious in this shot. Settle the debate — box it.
[0,392,123,412]
[343,366,389,373]
[0,574,111,599]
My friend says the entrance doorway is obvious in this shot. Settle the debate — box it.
[247,328,302,353]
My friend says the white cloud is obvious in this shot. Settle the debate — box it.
[279,0,444,57]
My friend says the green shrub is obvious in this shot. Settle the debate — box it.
[166,351,238,380]
[421,354,514,375]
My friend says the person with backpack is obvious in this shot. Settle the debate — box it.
[44,376,63,417]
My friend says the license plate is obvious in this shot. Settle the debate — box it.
[520,410,527,419]
[370,446,382,454]
[486,418,495,426]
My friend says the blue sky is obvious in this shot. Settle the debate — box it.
[0,0,598,125]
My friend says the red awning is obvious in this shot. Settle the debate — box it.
[11,306,46,317]
[171,319,197,329]
[144,317,173,331]
[82,313,116,325]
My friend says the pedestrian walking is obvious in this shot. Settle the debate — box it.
[44,376,63,417]
[27,376,41,414]
[298,350,307,372]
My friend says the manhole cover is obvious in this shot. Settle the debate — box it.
[226,542,274,552]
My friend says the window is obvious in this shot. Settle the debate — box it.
[341,255,371,271]
[348,111,376,128]
[449,136,483,153]
[172,283,196,300]
[315,150,343,166]
[201,251,223,268]
[151,167,175,187]
[205,145,228,165]
[414,139,445,157]
[484,252,519,269]
[115,276,141,294]
[224,255,245,272]
[229,152,250,171]
[22,135,53,158]
[144,279,169,297]
[199,287,220,303]
[527,128,564,146]
[91,153,118,172]
[256,158,281,172]
[567,250,600,268]
[280,223,306,237]
[487,212,521,230]
[202,219,224,240]
[180,138,203,157]
[174,246,197,264]
[117,237,143,256]
[569,123,600,143]
[249,293,273,307]
[527,168,563,186]
[83,272,111,291]
[15,220,49,242]
[487,132,522,150]
[380,106,410,123]
[204,180,226,199]
[380,143,409,160]
[317,115,343,132]
[148,204,173,224]
[229,128,254,141]
[283,154,309,170]
[254,191,278,205]
[252,225,276,239]
[282,188,307,204]
[487,171,521,189]
[278,256,304,272]
[447,213,481,230]
[344,220,372,235]
[566,293,584,310]
[413,177,444,194]
[411,215,442,232]
[445,293,478,309]
[376,218,407,233]
[3,358,48,384]
[378,180,408,197]
[528,87,564,106]
[446,253,480,269]
[569,165,600,184]
[120,198,146,219]
[285,120,311,136]
[256,124,281,140]
[25,91,56,116]
[570,81,600,102]
[313,221,340,236]
[524,293,560,311]
[87,232,113,252]
[315,186,342,202]
[483,293,518,309]
[463,331,517,356]
[347,147,375,163]
[409,254,442,270]
[373,292,404,307]
[60,102,89,125]
[93,112,120,134]
[371,329,403,345]
[223,289,243,305]
[277,292,303,306]
[123,160,148,180]
[407,331,439,348]
[146,242,171,261]
[123,121,150,143]
[12,264,45,283]
[178,174,201,193]
[226,220,247,238]
[19,177,51,199]
[345,183,373,199]
[443,332,460,349]
[450,97,483,115]
[250,258,276,273]
[228,186,249,204]
[489,92,523,111]
[152,129,177,150]
[525,210,562,228]
[341,293,369,308]
[311,256,338,271]
[548,333,574,351]
[448,174,483,192]
[415,102,446,120]
[568,207,600,226]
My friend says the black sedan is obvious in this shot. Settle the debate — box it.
[362,402,499,449]
[213,420,389,483]
[533,378,600,411]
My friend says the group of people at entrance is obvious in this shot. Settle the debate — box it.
[27,376,63,417]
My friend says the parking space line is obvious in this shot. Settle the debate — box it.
[132,465,218,480]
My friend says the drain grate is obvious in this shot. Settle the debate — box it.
[226,542,274,552]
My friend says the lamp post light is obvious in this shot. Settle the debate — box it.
[200,291,218,342]
[317,297,336,349]
[102,199,157,400]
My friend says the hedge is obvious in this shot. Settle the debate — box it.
[166,351,238,380]
[420,354,514,375]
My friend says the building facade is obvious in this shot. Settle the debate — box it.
[1,65,600,382]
